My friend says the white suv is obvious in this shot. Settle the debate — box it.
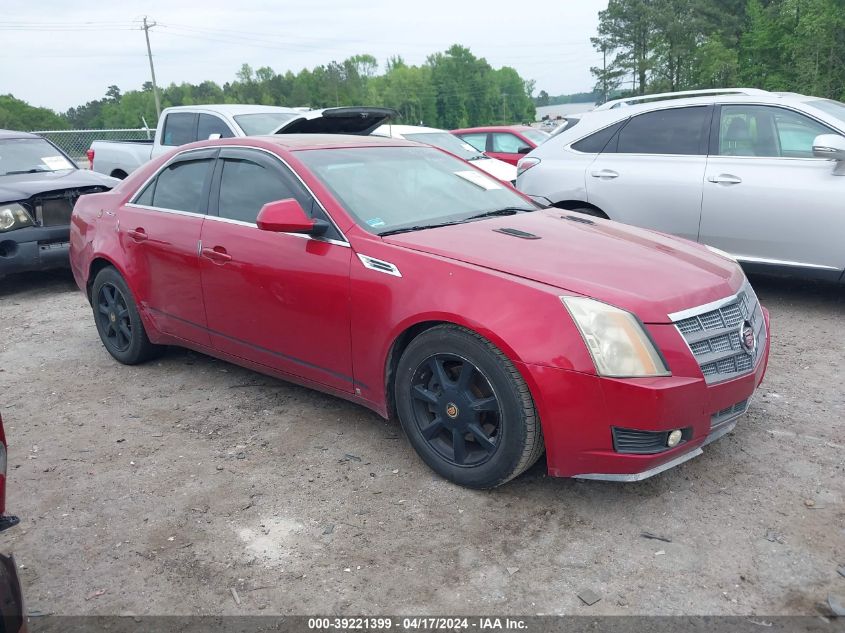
[517,88,845,281]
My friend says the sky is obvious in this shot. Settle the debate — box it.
[3,0,609,113]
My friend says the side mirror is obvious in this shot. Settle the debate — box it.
[812,134,845,161]
[256,199,328,235]
[517,146,532,155]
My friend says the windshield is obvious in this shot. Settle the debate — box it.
[805,99,845,126]
[234,112,298,135]
[522,129,550,145]
[402,132,486,160]
[297,146,536,235]
[0,138,75,176]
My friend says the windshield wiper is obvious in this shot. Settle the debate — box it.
[467,155,488,161]
[379,220,466,237]
[3,168,51,175]
[379,207,537,236]
[464,207,536,220]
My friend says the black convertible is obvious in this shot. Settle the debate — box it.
[0,130,117,277]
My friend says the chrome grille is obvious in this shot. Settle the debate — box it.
[671,280,766,384]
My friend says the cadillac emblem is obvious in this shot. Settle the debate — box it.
[445,403,459,419]
[740,320,756,355]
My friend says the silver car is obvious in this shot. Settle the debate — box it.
[517,88,845,281]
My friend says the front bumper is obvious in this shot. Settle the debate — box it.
[522,308,770,480]
[0,225,71,276]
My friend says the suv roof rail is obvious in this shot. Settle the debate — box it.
[596,88,772,110]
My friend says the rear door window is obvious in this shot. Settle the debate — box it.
[150,158,214,212]
[491,133,531,154]
[458,133,488,152]
[197,114,234,141]
[162,113,198,147]
[616,107,709,155]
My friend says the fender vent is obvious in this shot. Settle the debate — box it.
[493,227,540,240]
[563,215,595,225]
[357,253,402,277]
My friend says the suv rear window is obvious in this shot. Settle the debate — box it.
[571,120,626,153]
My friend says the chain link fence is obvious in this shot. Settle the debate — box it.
[29,128,156,167]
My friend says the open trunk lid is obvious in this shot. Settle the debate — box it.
[273,107,398,136]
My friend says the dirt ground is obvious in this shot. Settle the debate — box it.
[0,269,843,617]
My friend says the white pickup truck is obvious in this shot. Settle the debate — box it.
[88,104,395,178]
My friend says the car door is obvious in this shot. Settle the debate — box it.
[199,147,354,392]
[700,103,845,275]
[121,148,216,345]
[585,105,712,241]
[488,132,531,166]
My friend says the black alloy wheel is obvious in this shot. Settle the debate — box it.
[91,266,164,365]
[96,283,133,353]
[409,354,502,468]
[395,325,544,488]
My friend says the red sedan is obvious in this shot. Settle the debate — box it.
[451,125,550,165]
[69,134,769,488]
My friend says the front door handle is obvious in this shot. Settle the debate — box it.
[590,169,619,180]
[201,246,232,264]
[708,174,743,185]
[127,227,147,242]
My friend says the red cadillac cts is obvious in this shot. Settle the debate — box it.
[69,134,770,489]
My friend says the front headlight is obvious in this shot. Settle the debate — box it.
[561,296,670,378]
[0,204,34,232]
[705,244,738,263]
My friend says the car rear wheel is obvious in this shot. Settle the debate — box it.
[91,267,163,365]
[395,325,544,488]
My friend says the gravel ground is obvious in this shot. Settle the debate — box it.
[0,269,843,616]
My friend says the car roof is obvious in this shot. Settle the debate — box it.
[0,129,40,140]
[198,134,422,151]
[452,125,534,134]
[373,124,449,137]
[163,104,306,116]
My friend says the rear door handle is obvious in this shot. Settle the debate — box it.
[708,174,743,185]
[127,227,147,242]
[201,246,232,264]
[590,169,619,180]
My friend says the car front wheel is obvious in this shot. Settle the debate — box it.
[395,325,544,488]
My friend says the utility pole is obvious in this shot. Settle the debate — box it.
[501,93,509,123]
[142,17,162,121]
[602,46,608,104]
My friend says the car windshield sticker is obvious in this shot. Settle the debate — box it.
[40,156,73,170]
[460,143,479,153]
[454,170,502,190]
[366,217,386,228]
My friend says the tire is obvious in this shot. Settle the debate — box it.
[394,325,544,489]
[91,266,164,365]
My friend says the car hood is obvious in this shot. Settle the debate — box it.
[382,210,745,323]
[0,169,118,202]
[471,157,517,183]
[273,107,398,136]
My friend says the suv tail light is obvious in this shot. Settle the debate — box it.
[86,148,95,170]
[517,157,540,178]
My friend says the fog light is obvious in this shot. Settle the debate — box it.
[667,430,683,447]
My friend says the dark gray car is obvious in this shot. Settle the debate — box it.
[0,130,118,277]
